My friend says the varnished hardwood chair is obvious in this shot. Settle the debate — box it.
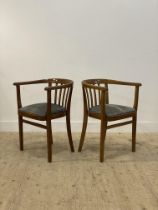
[78,79,142,162]
[13,78,74,162]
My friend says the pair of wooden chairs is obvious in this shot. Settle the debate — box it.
[13,78,142,162]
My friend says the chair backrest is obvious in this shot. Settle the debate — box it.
[14,78,73,112]
[82,79,108,112]
[45,78,73,110]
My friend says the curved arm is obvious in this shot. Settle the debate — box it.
[13,79,48,109]
[82,81,108,91]
[44,83,73,91]
[105,79,142,87]
[13,79,48,86]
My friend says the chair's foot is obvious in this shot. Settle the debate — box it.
[78,143,83,152]
[100,148,105,163]
[132,147,136,152]
[47,146,52,162]
[48,157,52,163]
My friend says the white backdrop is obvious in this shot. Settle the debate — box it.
[0,0,158,132]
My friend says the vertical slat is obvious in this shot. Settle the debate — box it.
[97,84,101,104]
[99,90,102,104]
[104,83,109,104]
[65,87,70,109]
[89,88,93,107]
[62,88,66,106]
[96,89,99,105]
[93,89,97,106]
[54,82,58,104]
[64,88,68,108]
[88,88,92,108]
[85,88,90,109]
[58,86,62,105]
[96,89,101,105]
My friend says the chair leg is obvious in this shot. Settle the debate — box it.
[46,120,52,162]
[132,115,137,152]
[78,114,88,152]
[66,113,75,152]
[100,120,107,162]
[50,123,53,144]
[18,115,23,151]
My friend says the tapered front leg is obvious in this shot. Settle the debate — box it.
[18,115,23,150]
[66,113,74,152]
[78,114,88,152]
[132,115,137,152]
[100,120,107,162]
[50,122,53,144]
[46,120,52,162]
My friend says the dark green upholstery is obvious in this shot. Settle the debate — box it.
[89,104,135,117]
[19,103,66,117]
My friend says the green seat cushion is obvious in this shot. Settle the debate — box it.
[19,103,66,117]
[89,104,135,117]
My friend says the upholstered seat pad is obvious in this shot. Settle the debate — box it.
[19,103,66,117]
[89,104,135,117]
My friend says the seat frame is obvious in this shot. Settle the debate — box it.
[13,78,74,162]
[78,79,142,162]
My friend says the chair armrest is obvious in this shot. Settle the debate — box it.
[105,79,141,110]
[105,79,142,110]
[13,79,47,86]
[13,80,48,108]
[44,83,73,91]
[82,81,108,91]
[105,79,142,87]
